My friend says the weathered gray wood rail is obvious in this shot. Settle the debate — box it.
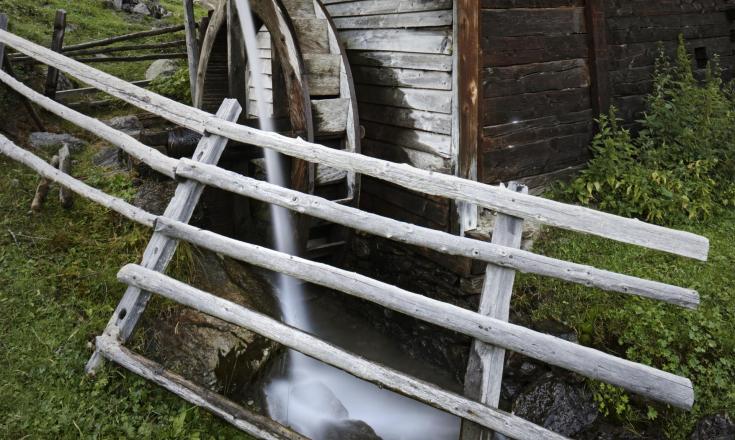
[0,135,697,410]
[0,29,711,440]
[0,29,710,260]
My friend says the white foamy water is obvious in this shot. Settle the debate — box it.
[234,1,460,438]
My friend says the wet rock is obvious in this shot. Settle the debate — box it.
[93,146,124,168]
[690,413,735,440]
[145,59,178,81]
[512,375,598,437]
[28,132,86,153]
[132,179,176,215]
[148,251,279,394]
[291,381,349,420]
[105,115,143,138]
[322,420,382,440]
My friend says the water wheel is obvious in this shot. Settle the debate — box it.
[193,0,360,259]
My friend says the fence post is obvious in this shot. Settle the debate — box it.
[85,98,242,374]
[183,0,199,98]
[44,9,66,99]
[460,182,527,440]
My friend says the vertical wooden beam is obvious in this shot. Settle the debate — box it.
[44,9,67,99]
[586,0,610,116]
[183,0,200,99]
[454,0,481,235]
[460,182,527,440]
[0,13,7,66]
[85,99,242,374]
[226,0,247,107]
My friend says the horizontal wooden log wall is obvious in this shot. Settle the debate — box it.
[605,0,735,121]
[480,0,595,186]
[324,0,456,231]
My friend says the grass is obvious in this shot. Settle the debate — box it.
[0,133,249,438]
[2,0,206,80]
[514,210,735,438]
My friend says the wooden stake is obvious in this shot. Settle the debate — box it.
[58,144,73,209]
[44,9,67,100]
[183,0,200,97]
[30,155,59,213]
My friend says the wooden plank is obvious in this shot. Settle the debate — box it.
[362,138,451,173]
[280,0,316,18]
[96,338,307,440]
[176,159,700,308]
[361,121,452,157]
[292,18,329,54]
[44,9,66,99]
[85,99,242,374]
[120,261,695,410]
[325,0,452,17]
[355,84,452,113]
[312,98,348,136]
[347,51,453,72]
[73,53,188,63]
[461,182,526,440]
[586,0,610,115]
[338,29,452,54]
[56,80,151,100]
[304,53,340,96]
[58,144,73,209]
[456,0,481,234]
[353,65,452,90]
[0,13,6,66]
[333,10,453,28]
[481,7,586,37]
[2,30,708,260]
[358,102,452,135]
[183,0,200,96]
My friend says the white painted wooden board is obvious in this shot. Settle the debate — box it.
[85,99,242,374]
[0,30,709,260]
[117,264,569,440]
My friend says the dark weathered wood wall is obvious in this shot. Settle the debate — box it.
[480,0,735,186]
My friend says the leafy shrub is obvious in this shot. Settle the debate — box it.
[149,65,192,105]
[557,36,735,225]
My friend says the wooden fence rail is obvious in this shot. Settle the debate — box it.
[0,134,697,410]
[0,28,712,440]
[0,28,709,260]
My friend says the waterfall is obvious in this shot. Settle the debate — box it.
[233,1,459,438]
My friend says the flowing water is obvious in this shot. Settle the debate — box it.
[234,1,460,438]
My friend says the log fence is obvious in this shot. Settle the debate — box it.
[0,28,711,440]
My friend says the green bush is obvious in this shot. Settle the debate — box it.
[557,36,735,225]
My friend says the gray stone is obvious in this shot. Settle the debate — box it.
[690,413,735,440]
[131,2,150,15]
[513,375,598,437]
[147,251,279,394]
[132,179,176,215]
[28,132,86,153]
[145,59,178,81]
[105,115,143,138]
[322,419,382,440]
[93,146,123,168]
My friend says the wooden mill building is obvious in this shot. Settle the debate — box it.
[193,0,735,250]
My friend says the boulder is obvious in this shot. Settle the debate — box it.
[132,179,177,215]
[105,115,143,138]
[28,132,86,153]
[93,146,124,168]
[513,375,598,437]
[147,250,280,394]
[145,59,179,81]
[131,2,150,15]
[690,413,735,440]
